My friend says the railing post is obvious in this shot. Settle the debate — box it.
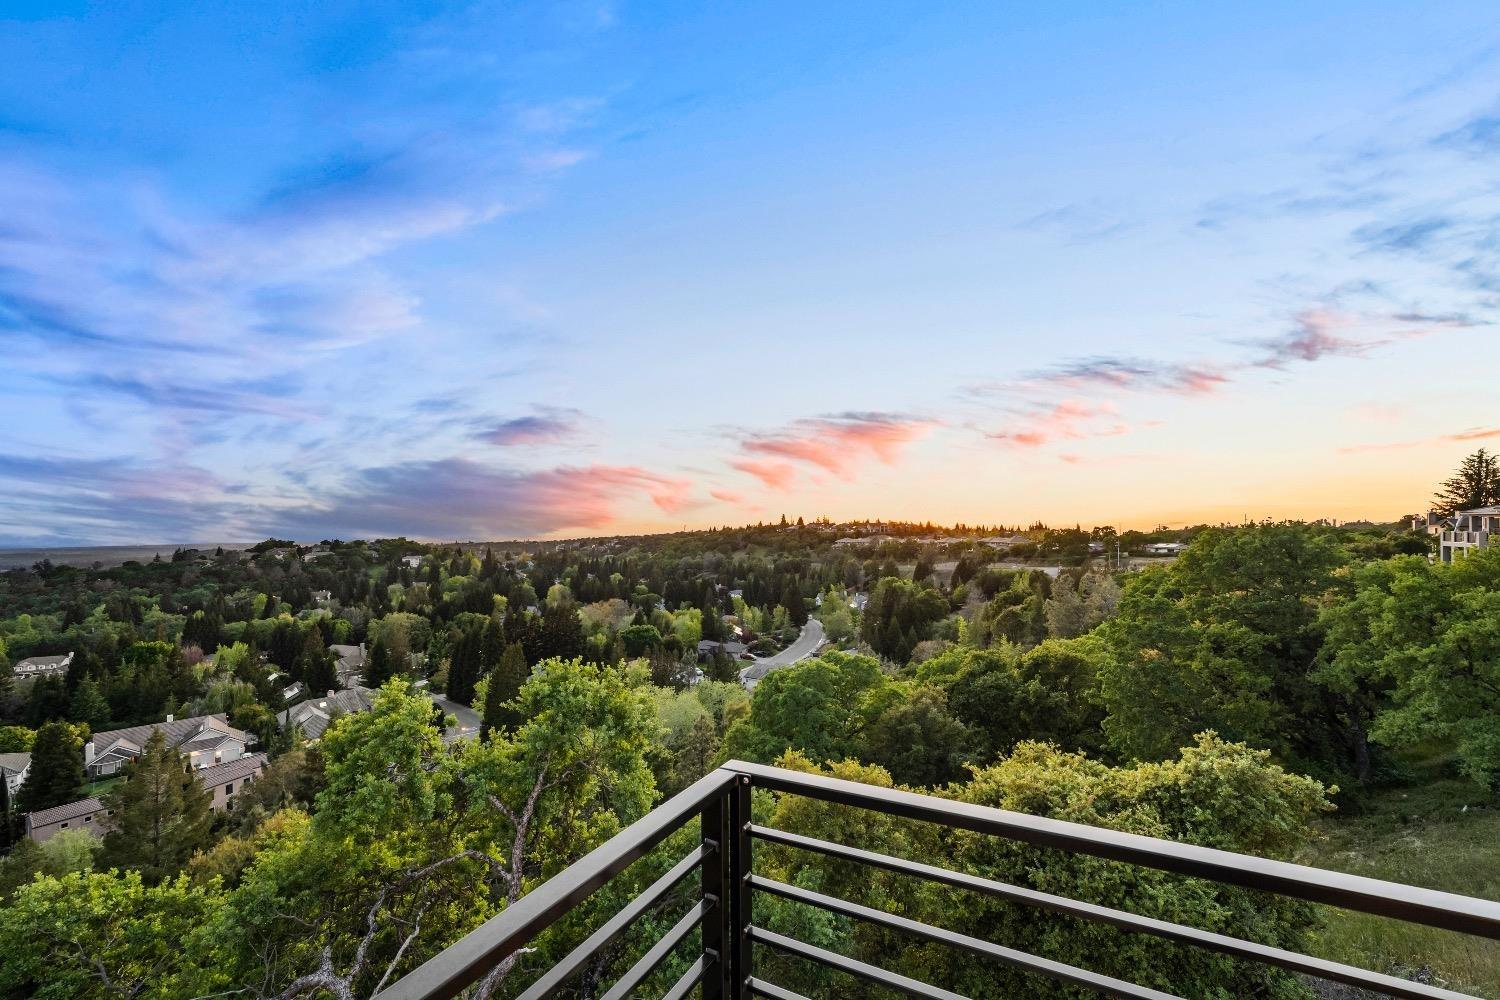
[730,773,753,999]
[701,786,730,1000]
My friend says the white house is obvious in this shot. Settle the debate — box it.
[86,715,253,779]
[1440,506,1500,563]
[400,554,423,569]
[0,752,30,796]
[12,652,73,679]
[1144,542,1188,557]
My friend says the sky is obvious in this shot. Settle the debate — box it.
[2,1,1499,545]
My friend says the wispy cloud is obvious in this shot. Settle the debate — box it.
[730,412,937,489]
[473,407,584,447]
[984,399,1129,448]
[1339,426,1500,454]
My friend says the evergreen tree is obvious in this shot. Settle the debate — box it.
[298,631,337,694]
[15,721,86,813]
[365,639,396,688]
[781,580,808,627]
[99,730,213,884]
[69,679,111,730]
[447,627,481,705]
[481,642,529,738]
[1434,448,1500,515]
[0,638,11,704]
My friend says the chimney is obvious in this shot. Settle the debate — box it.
[166,714,174,723]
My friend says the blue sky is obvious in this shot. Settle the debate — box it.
[2,1,1498,544]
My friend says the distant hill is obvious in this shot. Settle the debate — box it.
[0,543,252,571]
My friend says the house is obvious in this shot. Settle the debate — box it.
[281,681,305,703]
[278,687,377,742]
[24,754,269,843]
[312,590,333,605]
[24,796,105,844]
[979,534,1030,550]
[0,752,30,796]
[1440,505,1500,563]
[12,652,73,679]
[1143,542,1188,557]
[1411,511,1453,536]
[329,643,367,686]
[303,547,335,562]
[400,554,423,569]
[197,753,267,812]
[86,715,253,779]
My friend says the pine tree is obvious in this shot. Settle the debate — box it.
[99,730,213,884]
[15,721,86,813]
[299,631,337,694]
[1434,448,1500,515]
[481,643,529,738]
[69,679,111,730]
[781,581,808,627]
[447,627,481,705]
[365,639,395,688]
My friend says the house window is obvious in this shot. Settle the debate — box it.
[60,821,69,828]
[225,782,234,795]
[84,816,92,823]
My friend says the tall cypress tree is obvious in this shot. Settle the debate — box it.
[15,721,86,813]
[99,730,213,884]
[365,639,395,688]
[481,642,529,738]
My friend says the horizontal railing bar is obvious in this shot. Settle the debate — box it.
[747,978,814,1000]
[374,768,738,1000]
[515,843,712,1000]
[749,926,972,1000]
[661,953,711,1000]
[752,875,1180,1000]
[751,825,1481,1000]
[599,899,712,1000]
[726,760,1500,939]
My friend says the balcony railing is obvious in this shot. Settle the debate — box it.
[1442,530,1490,545]
[375,760,1500,1000]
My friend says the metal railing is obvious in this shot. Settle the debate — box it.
[376,760,1500,1000]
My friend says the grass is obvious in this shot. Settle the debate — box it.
[1298,757,1500,997]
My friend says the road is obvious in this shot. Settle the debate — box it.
[740,618,825,689]
[429,692,482,742]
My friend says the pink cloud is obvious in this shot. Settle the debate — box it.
[987,400,1130,449]
[731,459,797,491]
[734,412,937,487]
[709,488,744,504]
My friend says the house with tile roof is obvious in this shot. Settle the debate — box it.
[1440,505,1500,563]
[24,753,270,843]
[24,796,105,843]
[278,686,377,742]
[329,643,367,687]
[85,714,254,779]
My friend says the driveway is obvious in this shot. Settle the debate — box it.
[740,618,826,689]
[429,692,482,741]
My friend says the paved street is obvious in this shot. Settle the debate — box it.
[429,692,482,741]
[740,618,826,689]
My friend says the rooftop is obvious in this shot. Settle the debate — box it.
[26,796,103,828]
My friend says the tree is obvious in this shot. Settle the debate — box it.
[724,652,890,764]
[858,685,968,786]
[99,730,214,884]
[1433,447,1500,516]
[758,736,1331,999]
[68,679,111,730]
[481,642,529,738]
[365,637,397,688]
[0,870,227,999]
[297,630,337,694]
[15,721,86,814]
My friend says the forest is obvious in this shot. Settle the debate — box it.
[0,487,1496,998]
